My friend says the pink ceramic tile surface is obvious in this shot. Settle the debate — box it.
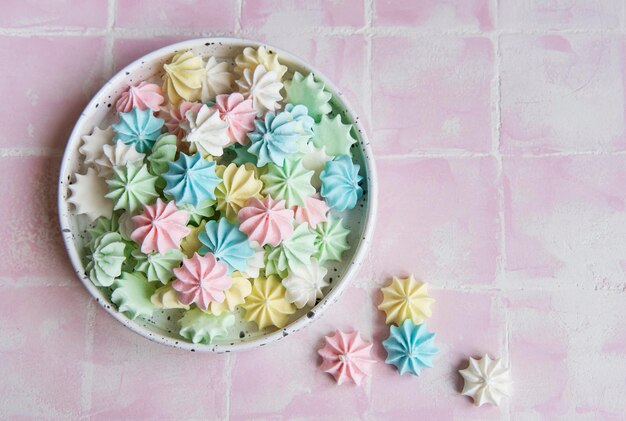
[2,0,626,419]
[372,36,494,155]
[372,157,500,285]
[498,0,622,30]
[241,0,366,31]
[0,157,75,282]
[0,286,91,418]
[374,0,494,30]
[503,155,626,289]
[505,290,626,419]
[500,35,626,154]
[0,36,108,150]
[115,0,237,32]
[0,1,109,28]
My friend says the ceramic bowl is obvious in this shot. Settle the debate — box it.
[58,38,377,352]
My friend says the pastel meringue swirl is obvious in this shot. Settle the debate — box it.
[130,198,191,255]
[116,81,164,113]
[112,106,165,153]
[320,155,363,211]
[198,219,254,274]
[162,152,221,208]
[248,109,303,167]
[238,195,294,247]
[261,158,315,208]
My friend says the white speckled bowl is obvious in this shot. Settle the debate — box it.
[58,38,377,352]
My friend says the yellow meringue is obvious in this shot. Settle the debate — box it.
[162,50,204,103]
[203,272,252,316]
[378,275,435,325]
[243,275,295,329]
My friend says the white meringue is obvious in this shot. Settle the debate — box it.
[201,56,234,102]
[236,64,283,116]
[459,355,512,407]
[242,242,266,279]
[282,258,329,309]
[94,142,145,178]
[67,167,114,220]
[182,103,230,157]
[79,126,114,165]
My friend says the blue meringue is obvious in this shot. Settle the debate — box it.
[320,155,363,211]
[383,320,438,376]
[162,152,220,207]
[112,106,164,153]
[248,109,302,167]
[198,219,253,273]
[284,103,314,142]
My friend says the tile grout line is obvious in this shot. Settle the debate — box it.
[234,0,243,35]
[2,26,626,38]
[364,0,374,416]
[492,3,513,417]
[104,0,117,76]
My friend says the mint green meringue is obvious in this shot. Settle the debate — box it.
[111,272,158,320]
[148,134,178,176]
[313,217,350,263]
[133,248,184,284]
[284,72,332,122]
[266,223,317,273]
[86,232,127,287]
[178,308,235,344]
[106,163,159,213]
[261,158,315,207]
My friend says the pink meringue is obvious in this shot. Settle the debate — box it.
[293,194,329,228]
[116,81,164,113]
[172,252,232,310]
[131,198,191,254]
[318,330,376,386]
[238,195,294,246]
[213,93,257,145]
[162,101,203,139]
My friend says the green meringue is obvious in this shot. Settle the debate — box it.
[133,248,184,284]
[284,72,332,122]
[86,232,127,287]
[87,214,120,250]
[148,134,178,176]
[312,114,356,157]
[111,271,158,320]
[261,158,315,207]
[178,199,216,225]
[266,223,317,273]
[178,308,235,344]
[313,217,350,263]
[106,163,159,213]
[263,247,289,279]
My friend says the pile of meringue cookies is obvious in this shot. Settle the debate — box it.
[317,275,512,407]
[68,46,364,344]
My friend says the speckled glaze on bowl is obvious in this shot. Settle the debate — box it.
[58,38,377,352]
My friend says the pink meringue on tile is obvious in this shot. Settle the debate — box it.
[238,195,294,246]
[162,101,203,139]
[293,194,329,229]
[116,81,165,113]
[172,252,232,310]
[318,329,376,386]
[131,198,191,254]
[213,93,257,145]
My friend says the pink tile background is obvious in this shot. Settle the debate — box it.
[2,0,626,419]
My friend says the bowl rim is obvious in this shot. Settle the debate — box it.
[58,36,378,352]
